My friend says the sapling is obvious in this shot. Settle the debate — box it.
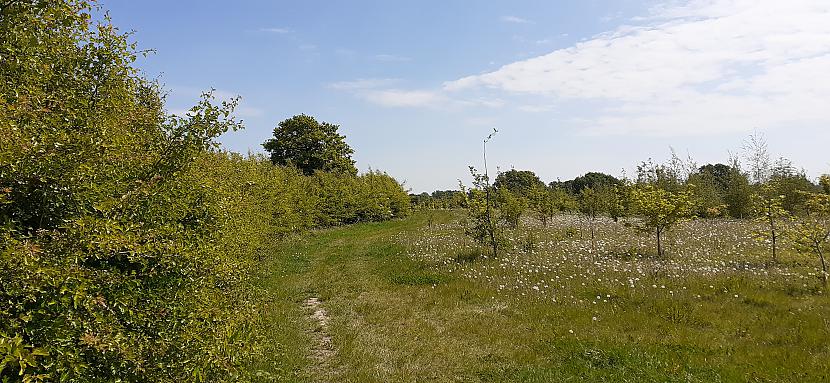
[630,184,695,257]
[751,182,789,263]
[790,192,830,287]
[579,187,603,256]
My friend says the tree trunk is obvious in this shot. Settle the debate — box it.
[768,207,777,263]
[590,219,596,257]
[817,243,827,288]
[656,227,663,257]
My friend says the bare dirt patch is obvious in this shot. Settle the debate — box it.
[304,297,335,364]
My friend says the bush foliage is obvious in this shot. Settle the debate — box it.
[0,1,408,381]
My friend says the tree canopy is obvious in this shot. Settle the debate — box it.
[262,114,357,175]
[551,172,622,194]
[494,169,545,199]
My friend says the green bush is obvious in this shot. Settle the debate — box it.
[0,1,410,381]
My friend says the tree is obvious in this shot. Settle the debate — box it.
[498,187,527,229]
[636,159,683,192]
[790,193,830,287]
[743,131,771,185]
[688,163,751,218]
[460,129,502,257]
[530,185,578,226]
[461,167,504,256]
[262,114,357,175]
[579,187,604,255]
[768,158,818,213]
[687,171,727,218]
[0,1,249,380]
[724,161,752,218]
[630,184,695,257]
[494,169,545,199]
[821,174,830,194]
[554,172,621,194]
[751,183,789,263]
[602,184,629,223]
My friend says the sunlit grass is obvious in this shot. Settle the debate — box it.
[251,210,830,382]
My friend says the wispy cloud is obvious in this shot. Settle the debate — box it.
[258,27,291,34]
[328,78,503,109]
[501,15,534,24]
[446,0,830,136]
[327,78,441,107]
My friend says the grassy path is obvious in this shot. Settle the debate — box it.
[247,211,443,381]
[248,211,830,382]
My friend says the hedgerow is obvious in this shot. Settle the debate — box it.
[0,1,409,381]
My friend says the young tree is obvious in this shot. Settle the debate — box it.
[262,114,357,175]
[751,183,789,263]
[667,147,698,184]
[637,159,683,192]
[687,171,727,218]
[602,184,629,223]
[530,185,579,226]
[790,193,830,287]
[530,187,554,226]
[630,184,695,257]
[579,187,604,255]
[460,129,502,257]
[768,158,818,213]
[821,174,830,194]
[461,168,504,257]
[498,187,527,229]
[724,160,752,218]
[743,131,771,185]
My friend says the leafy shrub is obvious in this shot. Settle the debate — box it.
[0,1,410,381]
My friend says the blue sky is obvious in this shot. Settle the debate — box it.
[105,0,830,193]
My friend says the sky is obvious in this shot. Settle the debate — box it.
[104,0,830,193]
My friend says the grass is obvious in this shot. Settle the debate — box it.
[247,210,830,382]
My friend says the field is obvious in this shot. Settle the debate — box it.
[248,210,830,382]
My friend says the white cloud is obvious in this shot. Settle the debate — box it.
[501,15,533,24]
[327,78,442,107]
[445,0,830,135]
[259,27,290,34]
[328,78,503,109]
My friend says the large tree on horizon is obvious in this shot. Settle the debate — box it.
[494,169,545,199]
[263,114,357,175]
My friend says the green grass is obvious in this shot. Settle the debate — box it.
[247,210,830,382]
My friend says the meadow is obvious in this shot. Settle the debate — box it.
[248,210,830,382]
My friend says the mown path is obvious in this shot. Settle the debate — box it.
[247,213,444,382]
